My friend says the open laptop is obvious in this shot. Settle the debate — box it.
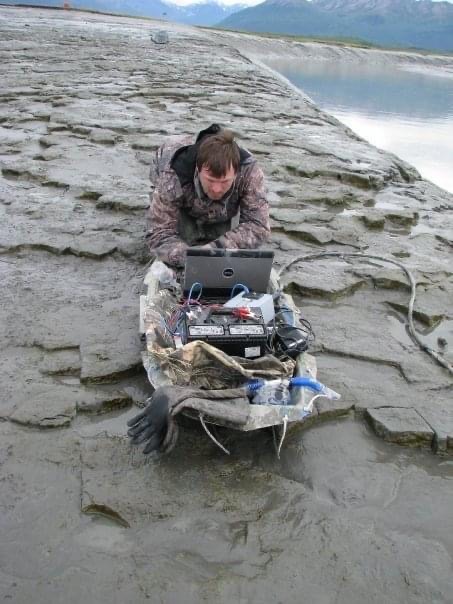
[183,248,274,298]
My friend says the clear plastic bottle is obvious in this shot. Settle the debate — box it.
[249,379,291,405]
[248,377,340,405]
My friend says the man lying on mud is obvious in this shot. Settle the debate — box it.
[128,125,271,454]
[146,123,271,267]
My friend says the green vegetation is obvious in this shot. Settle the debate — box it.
[202,25,380,50]
[202,24,453,56]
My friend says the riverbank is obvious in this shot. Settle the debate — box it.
[1,6,452,602]
[212,26,453,68]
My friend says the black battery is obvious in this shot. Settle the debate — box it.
[183,306,267,358]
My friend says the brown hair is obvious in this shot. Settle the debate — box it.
[196,129,240,177]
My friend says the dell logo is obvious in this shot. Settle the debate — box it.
[223,267,234,278]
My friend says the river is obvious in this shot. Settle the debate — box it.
[264,58,453,193]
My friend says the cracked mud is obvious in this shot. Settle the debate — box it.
[1,7,452,603]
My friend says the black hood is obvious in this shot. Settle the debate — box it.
[195,123,222,143]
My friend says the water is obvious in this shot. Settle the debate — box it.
[265,59,453,193]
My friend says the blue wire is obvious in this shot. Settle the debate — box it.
[171,309,185,335]
[230,283,250,298]
[188,282,203,302]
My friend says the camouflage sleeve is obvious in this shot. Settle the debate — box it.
[145,170,188,268]
[215,163,271,250]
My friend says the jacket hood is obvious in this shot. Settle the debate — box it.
[195,123,222,143]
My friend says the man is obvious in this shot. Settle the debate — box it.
[146,124,271,268]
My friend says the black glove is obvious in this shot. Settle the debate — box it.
[127,388,170,454]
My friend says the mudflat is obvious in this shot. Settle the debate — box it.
[0,7,452,602]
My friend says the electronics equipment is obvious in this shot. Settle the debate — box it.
[272,301,314,358]
[183,306,267,358]
[274,325,310,358]
[183,248,274,298]
[223,292,275,325]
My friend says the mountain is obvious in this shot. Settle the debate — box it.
[1,0,246,26]
[167,1,249,26]
[218,0,453,52]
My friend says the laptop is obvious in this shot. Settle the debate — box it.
[183,248,274,298]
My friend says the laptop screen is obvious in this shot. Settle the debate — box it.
[183,248,274,298]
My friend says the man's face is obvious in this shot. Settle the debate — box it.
[198,164,236,201]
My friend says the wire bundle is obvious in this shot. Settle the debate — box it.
[163,282,315,360]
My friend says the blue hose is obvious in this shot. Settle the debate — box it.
[289,377,325,392]
[247,377,325,393]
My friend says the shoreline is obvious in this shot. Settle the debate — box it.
[213,26,453,69]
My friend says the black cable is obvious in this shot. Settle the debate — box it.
[277,250,453,376]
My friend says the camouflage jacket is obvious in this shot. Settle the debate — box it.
[146,130,271,267]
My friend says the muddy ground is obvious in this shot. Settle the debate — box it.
[0,6,452,603]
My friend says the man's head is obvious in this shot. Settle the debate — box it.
[196,129,240,201]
